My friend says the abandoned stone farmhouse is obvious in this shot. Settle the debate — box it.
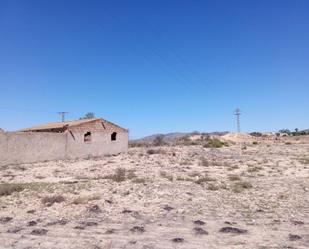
[0,118,128,167]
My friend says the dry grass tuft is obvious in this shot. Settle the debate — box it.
[72,194,100,205]
[232,180,253,193]
[103,168,126,182]
[195,176,216,185]
[176,176,193,182]
[147,149,166,155]
[299,157,309,165]
[227,165,240,171]
[207,183,220,191]
[199,157,209,167]
[160,171,173,181]
[131,177,148,184]
[228,175,241,181]
[247,166,263,173]
[126,169,137,180]
[42,195,65,207]
[0,182,51,197]
[0,183,25,196]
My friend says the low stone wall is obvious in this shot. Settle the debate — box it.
[0,131,128,167]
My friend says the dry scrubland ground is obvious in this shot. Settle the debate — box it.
[0,136,309,249]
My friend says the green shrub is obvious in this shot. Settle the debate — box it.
[250,132,262,137]
[203,138,227,148]
[153,135,165,146]
[0,183,25,196]
[0,182,51,197]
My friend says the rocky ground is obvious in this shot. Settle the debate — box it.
[0,136,308,249]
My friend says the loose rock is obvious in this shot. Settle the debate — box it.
[219,227,248,234]
[289,234,302,241]
[130,226,145,233]
[193,220,205,225]
[30,229,48,236]
[193,227,208,235]
[0,217,13,223]
[88,205,102,213]
[27,220,37,226]
[172,237,184,243]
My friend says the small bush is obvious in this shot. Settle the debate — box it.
[228,175,241,181]
[112,168,126,182]
[184,140,200,146]
[42,195,65,207]
[250,132,262,137]
[252,141,258,145]
[72,194,100,205]
[227,165,240,171]
[103,168,127,182]
[203,139,227,148]
[241,145,247,150]
[129,141,149,148]
[147,149,165,155]
[299,158,309,165]
[247,166,263,173]
[131,178,147,184]
[195,176,216,185]
[126,170,136,180]
[232,181,253,193]
[160,171,173,181]
[176,176,193,181]
[199,157,209,167]
[153,135,165,146]
[0,182,50,197]
[285,142,292,145]
[0,183,25,196]
[207,183,220,191]
[180,159,192,165]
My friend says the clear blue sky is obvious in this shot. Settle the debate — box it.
[0,0,308,138]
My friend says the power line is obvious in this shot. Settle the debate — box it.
[234,108,241,133]
[57,112,69,122]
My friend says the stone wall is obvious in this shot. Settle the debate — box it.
[0,121,128,167]
[0,132,67,167]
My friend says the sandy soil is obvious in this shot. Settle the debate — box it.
[0,137,308,249]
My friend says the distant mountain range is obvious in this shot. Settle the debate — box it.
[132,131,229,143]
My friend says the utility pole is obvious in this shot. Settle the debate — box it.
[58,112,68,122]
[234,108,241,133]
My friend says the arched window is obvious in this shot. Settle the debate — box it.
[111,132,117,141]
[84,131,92,142]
